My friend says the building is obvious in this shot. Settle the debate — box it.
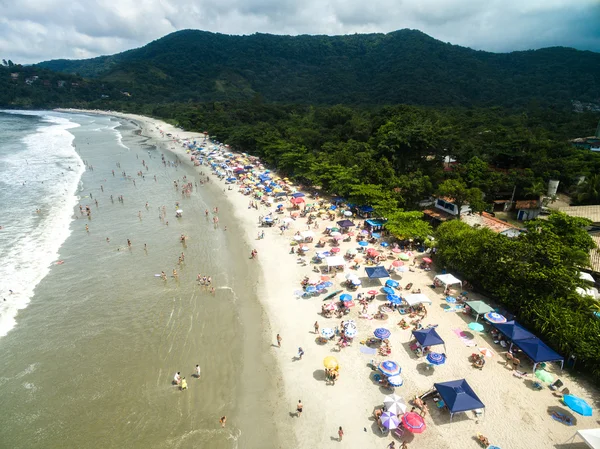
[590,233,600,276]
[57,80,66,88]
[10,72,18,80]
[434,197,471,217]
[555,206,600,226]
[460,212,524,238]
[515,200,541,221]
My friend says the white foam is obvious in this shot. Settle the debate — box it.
[109,120,129,150]
[0,113,85,338]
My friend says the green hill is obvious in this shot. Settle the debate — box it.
[36,29,600,107]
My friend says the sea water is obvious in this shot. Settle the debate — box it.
[0,111,281,449]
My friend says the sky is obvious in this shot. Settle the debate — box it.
[0,0,599,63]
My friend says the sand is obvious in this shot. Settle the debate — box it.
[58,109,599,449]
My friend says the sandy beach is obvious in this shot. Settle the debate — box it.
[59,109,599,449]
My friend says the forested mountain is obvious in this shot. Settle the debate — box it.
[37,29,600,107]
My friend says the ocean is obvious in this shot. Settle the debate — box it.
[0,111,280,449]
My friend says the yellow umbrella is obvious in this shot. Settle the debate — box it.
[323,356,339,370]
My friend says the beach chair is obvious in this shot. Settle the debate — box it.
[393,427,404,438]
[549,379,563,391]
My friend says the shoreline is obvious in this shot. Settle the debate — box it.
[56,108,600,449]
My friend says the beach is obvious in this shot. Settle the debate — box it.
[3,107,597,449]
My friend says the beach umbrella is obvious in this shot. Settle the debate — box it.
[372,233,381,239]
[381,242,389,247]
[468,322,485,332]
[479,348,494,358]
[385,279,399,288]
[301,246,309,252]
[331,247,341,253]
[426,352,446,366]
[340,294,352,302]
[405,251,414,257]
[367,290,378,295]
[422,257,432,264]
[383,394,407,415]
[323,356,339,370]
[401,412,426,433]
[320,275,330,281]
[484,312,507,324]
[330,227,340,232]
[392,260,404,267]
[563,395,593,416]
[378,360,401,377]
[380,411,401,429]
[305,286,316,293]
[387,375,403,387]
[330,231,342,237]
[382,287,395,295]
[446,296,456,304]
[344,327,358,338]
[387,294,402,305]
[353,257,363,263]
[374,328,391,340]
[322,281,333,288]
[397,266,408,272]
[534,370,553,383]
[352,279,362,285]
[346,248,358,255]
[291,192,305,198]
[399,253,410,261]
[392,248,401,253]
[321,328,335,339]
[315,284,326,291]
[344,210,353,217]
[358,241,369,247]
[283,217,294,223]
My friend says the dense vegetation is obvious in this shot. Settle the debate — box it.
[37,29,600,108]
[436,215,600,379]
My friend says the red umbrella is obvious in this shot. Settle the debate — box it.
[367,290,378,295]
[392,260,404,267]
[422,257,432,264]
[331,247,341,253]
[367,249,380,257]
[347,232,355,236]
[320,275,330,281]
[401,412,426,433]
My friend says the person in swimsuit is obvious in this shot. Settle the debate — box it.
[296,400,303,417]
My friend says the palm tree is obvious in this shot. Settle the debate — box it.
[576,174,600,205]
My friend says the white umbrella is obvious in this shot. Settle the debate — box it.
[384,394,407,415]
[344,211,353,217]
[330,231,342,237]
[294,235,304,241]
[283,217,294,224]
[321,328,335,339]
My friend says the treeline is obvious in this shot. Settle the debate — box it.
[436,216,600,380]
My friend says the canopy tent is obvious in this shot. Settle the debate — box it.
[579,272,596,283]
[434,379,485,421]
[568,429,600,449]
[404,293,433,306]
[325,256,346,267]
[465,300,494,321]
[513,337,564,371]
[492,320,536,342]
[337,219,355,228]
[412,328,446,352]
[365,266,390,279]
[434,274,462,287]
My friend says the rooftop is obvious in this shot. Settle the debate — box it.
[461,212,522,234]
[590,233,600,275]
[423,208,453,222]
[515,200,540,210]
[555,205,600,223]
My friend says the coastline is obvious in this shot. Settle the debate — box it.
[56,109,600,449]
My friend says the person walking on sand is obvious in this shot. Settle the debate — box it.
[386,442,396,449]
[338,426,344,441]
[219,416,227,428]
[276,334,282,347]
[195,364,201,379]
[296,400,303,417]
[297,347,304,360]
[314,321,319,334]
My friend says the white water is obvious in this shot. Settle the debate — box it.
[0,113,85,338]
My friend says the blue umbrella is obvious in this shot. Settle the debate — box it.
[382,287,395,295]
[358,241,368,247]
[291,192,305,198]
[374,328,391,339]
[381,411,401,429]
[277,204,284,209]
[468,322,484,332]
[387,375,404,387]
[315,284,326,291]
[484,312,507,324]
[378,360,401,377]
[385,279,399,288]
[322,281,333,288]
[344,327,358,338]
[387,294,402,305]
[426,352,447,366]
[305,286,316,293]
[446,296,456,303]
[340,294,352,302]
[372,233,381,239]
[381,242,389,247]
[563,395,593,416]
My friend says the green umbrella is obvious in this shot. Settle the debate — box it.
[535,370,553,383]
[330,227,340,232]
[399,253,410,261]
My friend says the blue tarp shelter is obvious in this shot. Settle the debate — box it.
[491,320,536,342]
[358,205,374,213]
[434,379,485,421]
[337,220,355,228]
[412,328,446,352]
[513,338,564,371]
[365,266,390,279]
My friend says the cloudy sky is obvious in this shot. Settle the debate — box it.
[1,0,599,63]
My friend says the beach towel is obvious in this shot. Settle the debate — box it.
[453,329,476,347]
[551,412,574,426]
[443,305,464,313]
[360,346,377,355]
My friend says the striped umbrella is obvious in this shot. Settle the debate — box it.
[380,411,400,429]
[378,360,401,377]
[344,327,358,338]
[387,375,403,387]
[321,328,335,339]
[383,394,407,415]
[426,352,446,366]
[401,412,426,433]
[374,328,391,340]
[484,312,507,324]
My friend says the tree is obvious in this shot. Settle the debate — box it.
[437,179,486,218]
[384,211,432,242]
[575,174,600,205]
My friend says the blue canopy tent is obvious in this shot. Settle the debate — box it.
[434,379,485,421]
[412,328,446,353]
[491,320,536,342]
[512,337,564,371]
[365,266,390,279]
[337,219,355,228]
[358,205,374,213]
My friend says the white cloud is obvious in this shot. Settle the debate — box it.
[0,0,598,63]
